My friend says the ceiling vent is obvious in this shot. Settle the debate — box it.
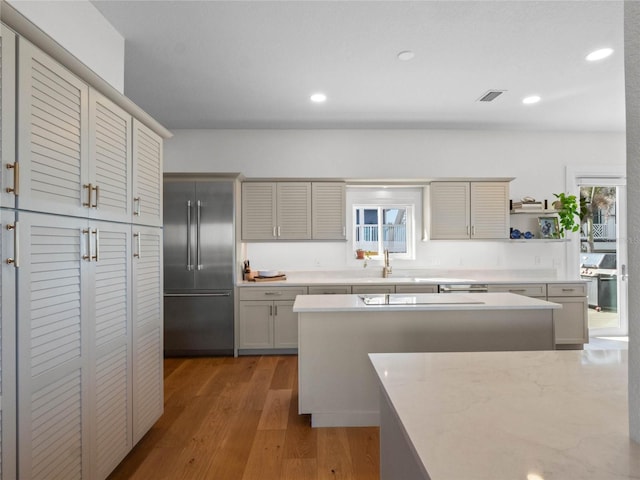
[478,90,506,102]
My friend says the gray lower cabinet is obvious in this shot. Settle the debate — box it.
[238,287,307,351]
[487,283,547,298]
[548,283,588,346]
[395,285,438,294]
[308,285,352,294]
[352,285,396,294]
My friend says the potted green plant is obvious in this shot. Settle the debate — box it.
[552,192,586,238]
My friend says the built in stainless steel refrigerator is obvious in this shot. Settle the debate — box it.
[163,174,237,356]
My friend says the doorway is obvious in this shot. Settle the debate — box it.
[577,178,628,336]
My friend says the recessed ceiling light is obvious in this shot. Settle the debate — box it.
[310,93,327,103]
[586,48,613,62]
[522,95,541,105]
[397,50,415,61]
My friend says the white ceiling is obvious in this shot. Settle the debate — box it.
[91,0,625,132]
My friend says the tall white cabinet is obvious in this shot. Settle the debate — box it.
[0,26,166,480]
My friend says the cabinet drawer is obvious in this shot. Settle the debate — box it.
[395,285,438,294]
[547,283,587,297]
[308,286,352,294]
[239,286,307,301]
[488,284,546,297]
[352,285,396,294]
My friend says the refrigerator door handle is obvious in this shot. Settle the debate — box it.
[164,292,232,297]
[186,200,193,271]
[197,200,203,270]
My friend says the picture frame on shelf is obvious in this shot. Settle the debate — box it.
[538,216,559,238]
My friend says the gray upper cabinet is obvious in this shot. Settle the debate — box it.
[88,90,132,223]
[312,182,346,240]
[132,119,163,227]
[242,182,312,240]
[1,25,16,210]
[17,38,90,218]
[430,181,509,240]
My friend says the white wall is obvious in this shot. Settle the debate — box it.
[165,129,625,273]
[7,0,125,93]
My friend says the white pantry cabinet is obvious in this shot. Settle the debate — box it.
[132,120,163,227]
[429,181,509,240]
[0,210,17,480]
[16,213,136,480]
[17,38,90,217]
[2,24,166,480]
[1,25,16,210]
[242,182,312,240]
[131,226,163,443]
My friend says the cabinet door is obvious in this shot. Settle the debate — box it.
[132,120,163,227]
[470,182,509,239]
[548,296,588,344]
[312,182,346,240]
[274,300,297,348]
[0,210,16,480]
[277,182,312,240]
[89,221,132,479]
[17,38,90,218]
[17,212,90,479]
[429,182,470,239]
[131,226,163,443]
[238,301,273,349]
[88,90,132,223]
[1,26,16,209]
[242,182,277,240]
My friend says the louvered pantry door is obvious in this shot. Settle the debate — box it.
[132,120,163,227]
[17,212,90,480]
[277,182,312,239]
[0,210,17,480]
[131,225,163,443]
[470,182,509,239]
[17,39,89,218]
[88,220,132,480]
[88,90,132,223]
[429,182,471,239]
[1,26,16,210]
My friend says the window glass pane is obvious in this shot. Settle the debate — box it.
[382,208,407,253]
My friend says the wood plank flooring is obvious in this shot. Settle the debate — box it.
[107,355,380,480]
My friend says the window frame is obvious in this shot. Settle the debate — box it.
[346,186,421,262]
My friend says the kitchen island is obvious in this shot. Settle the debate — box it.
[294,292,561,427]
[370,350,640,480]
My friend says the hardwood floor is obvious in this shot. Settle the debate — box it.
[107,355,380,480]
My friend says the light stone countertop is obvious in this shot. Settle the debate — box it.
[369,350,640,480]
[237,269,585,287]
[293,292,561,313]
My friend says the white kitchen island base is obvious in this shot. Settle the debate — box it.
[295,292,560,427]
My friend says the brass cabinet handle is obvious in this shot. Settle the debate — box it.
[5,223,18,267]
[83,183,93,207]
[82,228,91,261]
[92,185,99,208]
[92,229,99,261]
[5,163,19,195]
[133,232,141,258]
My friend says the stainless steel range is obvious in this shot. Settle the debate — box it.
[580,253,617,311]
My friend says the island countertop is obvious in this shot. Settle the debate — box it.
[293,292,562,313]
[370,350,640,480]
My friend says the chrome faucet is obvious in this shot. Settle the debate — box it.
[382,249,392,278]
